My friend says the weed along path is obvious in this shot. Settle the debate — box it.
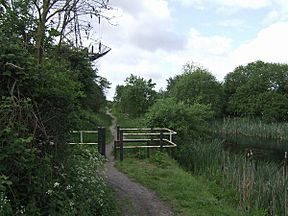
[104,111,174,216]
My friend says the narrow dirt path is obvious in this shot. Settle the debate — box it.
[104,111,174,216]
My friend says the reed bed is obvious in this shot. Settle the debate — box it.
[177,138,288,215]
[222,151,287,215]
[214,118,288,140]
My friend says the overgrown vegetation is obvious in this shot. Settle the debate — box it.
[224,61,288,122]
[0,1,119,215]
[215,117,288,140]
[113,59,288,215]
[116,153,265,216]
[113,74,157,117]
[167,62,223,116]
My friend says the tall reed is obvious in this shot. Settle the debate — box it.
[178,138,288,215]
[214,118,288,140]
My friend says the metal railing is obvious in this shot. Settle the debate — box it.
[114,127,177,161]
[68,128,106,156]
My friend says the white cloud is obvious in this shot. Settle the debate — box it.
[159,22,288,82]
[178,0,271,9]
[220,0,271,9]
[97,0,185,99]
[142,0,171,20]
[187,28,232,55]
[97,1,288,100]
[229,22,288,66]
[216,19,246,28]
[263,0,288,24]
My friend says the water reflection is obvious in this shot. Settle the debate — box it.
[219,133,288,163]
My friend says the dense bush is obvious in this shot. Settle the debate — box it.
[145,97,214,140]
[144,98,217,172]
[167,62,223,116]
[0,1,115,215]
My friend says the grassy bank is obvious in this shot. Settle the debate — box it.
[115,153,264,216]
[112,111,265,215]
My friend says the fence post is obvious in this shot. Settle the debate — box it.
[160,128,163,152]
[117,126,120,140]
[101,127,106,156]
[97,127,101,153]
[120,130,124,161]
[114,140,117,159]
[80,131,83,143]
[148,128,153,158]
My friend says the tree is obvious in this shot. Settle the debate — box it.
[224,61,288,121]
[168,62,223,116]
[1,0,112,63]
[0,2,111,213]
[114,74,157,117]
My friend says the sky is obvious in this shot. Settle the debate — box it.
[94,0,288,100]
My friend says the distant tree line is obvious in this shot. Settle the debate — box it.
[114,60,288,122]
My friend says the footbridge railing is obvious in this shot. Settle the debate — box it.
[114,127,177,161]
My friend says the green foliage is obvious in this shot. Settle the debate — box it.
[167,62,223,116]
[214,117,288,140]
[145,97,214,139]
[141,96,274,214]
[114,74,157,117]
[52,46,109,112]
[0,2,112,214]
[112,109,145,128]
[0,97,53,215]
[115,153,264,216]
[40,146,120,216]
[224,61,288,121]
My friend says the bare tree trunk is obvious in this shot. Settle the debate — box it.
[35,0,50,64]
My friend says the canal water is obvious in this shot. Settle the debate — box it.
[219,134,288,163]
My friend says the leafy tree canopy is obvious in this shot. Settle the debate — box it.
[167,62,223,116]
[224,60,288,121]
[114,74,157,117]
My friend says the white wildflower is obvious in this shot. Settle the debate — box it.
[66,185,72,190]
[46,189,53,195]
[69,201,74,207]
[54,182,60,188]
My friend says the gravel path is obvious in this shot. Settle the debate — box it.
[104,112,174,216]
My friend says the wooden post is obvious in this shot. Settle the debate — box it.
[120,130,124,161]
[160,128,163,152]
[97,127,101,153]
[101,127,106,156]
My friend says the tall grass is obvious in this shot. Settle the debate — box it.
[176,137,288,215]
[214,118,288,140]
[114,110,288,214]
[208,118,288,214]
